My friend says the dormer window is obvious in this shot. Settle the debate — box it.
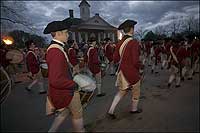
[95,20,99,23]
[82,8,84,13]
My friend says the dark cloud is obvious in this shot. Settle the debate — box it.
[1,1,199,37]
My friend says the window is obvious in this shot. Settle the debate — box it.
[82,8,84,14]
[94,20,99,23]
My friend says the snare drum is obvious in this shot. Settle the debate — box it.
[78,57,85,69]
[40,63,48,78]
[73,74,96,107]
[100,62,107,77]
[6,49,24,64]
[100,62,107,71]
[73,74,96,91]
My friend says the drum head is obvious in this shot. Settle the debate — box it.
[73,74,96,91]
[6,49,23,64]
[41,63,48,69]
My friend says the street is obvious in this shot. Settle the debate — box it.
[1,66,199,132]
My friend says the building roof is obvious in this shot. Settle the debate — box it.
[62,17,84,27]
[75,14,117,31]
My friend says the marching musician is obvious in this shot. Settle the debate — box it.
[187,38,200,79]
[165,38,172,69]
[104,38,115,76]
[43,20,85,132]
[146,41,153,66]
[108,19,143,119]
[151,42,162,74]
[25,40,46,94]
[67,40,80,75]
[87,37,106,97]
[160,39,168,69]
[167,39,184,88]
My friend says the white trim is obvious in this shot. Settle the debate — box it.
[47,44,73,68]
[52,39,65,47]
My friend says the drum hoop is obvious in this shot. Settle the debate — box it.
[6,49,24,64]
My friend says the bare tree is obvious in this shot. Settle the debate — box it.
[182,16,199,33]
[170,16,182,36]
[155,25,167,35]
[135,27,149,40]
[1,1,36,34]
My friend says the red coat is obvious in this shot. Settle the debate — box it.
[165,42,172,56]
[87,46,101,74]
[46,46,76,109]
[191,41,200,58]
[68,48,78,66]
[145,42,152,56]
[0,48,10,68]
[154,46,162,64]
[154,46,162,57]
[113,36,141,85]
[176,46,187,65]
[104,43,114,62]
[26,50,40,75]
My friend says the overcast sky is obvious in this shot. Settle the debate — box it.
[1,0,199,37]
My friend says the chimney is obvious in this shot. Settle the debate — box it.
[69,9,74,18]
[95,13,99,16]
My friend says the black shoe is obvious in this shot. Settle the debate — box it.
[15,81,22,84]
[181,77,184,81]
[188,77,193,80]
[167,83,171,88]
[39,91,47,94]
[151,70,154,73]
[110,74,115,76]
[175,85,180,88]
[96,93,106,97]
[130,108,143,114]
[192,72,195,76]
[161,67,163,70]
[107,113,117,119]
[25,87,31,92]
[155,71,159,74]
[27,75,33,80]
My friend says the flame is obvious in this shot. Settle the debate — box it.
[3,39,13,45]
[2,36,14,45]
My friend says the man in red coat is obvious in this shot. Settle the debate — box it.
[161,39,168,69]
[87,37,106,97]
[25,40,46,94]
[43,20,85,132]
[67,40,79,75]
[151,43,162,73]
[188,38,200,79]
[108,19,142,119]
[165,39,172,69]
[168,40,185,88]
[104,37,115,75]
[145,41,153,66]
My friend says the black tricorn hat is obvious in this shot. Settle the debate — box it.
[104,37,111,42]
[118,19,137,30]
[43,20,71,34]
[25,40,34,49]
[89,37,96,42]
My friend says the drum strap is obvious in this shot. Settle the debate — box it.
[105,43,109,52]
[26,50,37,59]
[116,37,133,74]
[170,46,180,64]
[47,41,73,79]
[87,46,94,64]
[47,41,73,68]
